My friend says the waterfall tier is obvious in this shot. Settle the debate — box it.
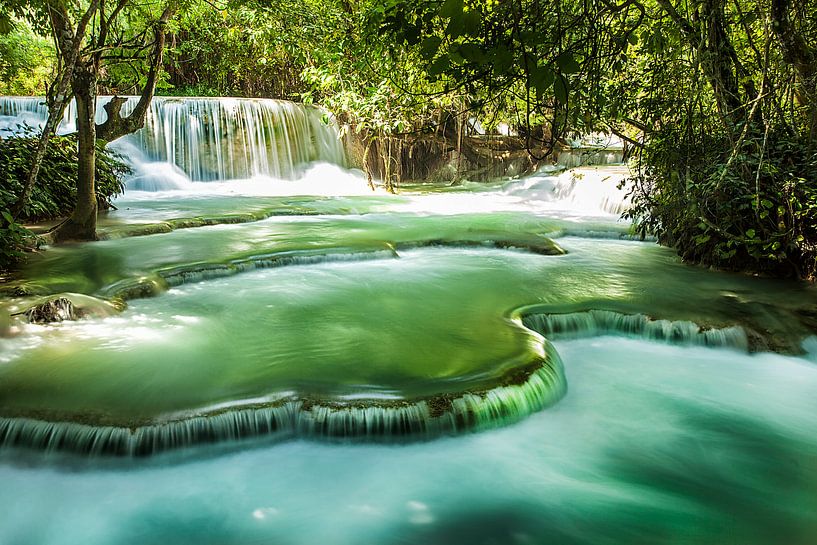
[0,96,346,182]
[0,348,565,457]
[520,308,749,350]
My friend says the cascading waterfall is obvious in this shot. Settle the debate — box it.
[0,96,346,185]
[0,349,565,457]
[131,97,346,181]
[554,149,624,169]
[502,168,631,215]
[521,308,750,350]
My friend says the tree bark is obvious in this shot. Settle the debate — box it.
[48,2,175,242]
[770,0,816,104]
[53,64,98,243]
[656,0,745,131]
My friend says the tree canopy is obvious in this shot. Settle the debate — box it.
[0,0,815,276]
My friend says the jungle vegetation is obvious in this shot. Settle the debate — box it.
[0,0,815,278]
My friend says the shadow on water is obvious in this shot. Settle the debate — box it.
[107,501,293,545]
[385,504,575,545]
[382,500,710,545]
[602,398,817,545]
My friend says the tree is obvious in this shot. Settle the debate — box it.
[1,0,177,242]
[375,0,817,276]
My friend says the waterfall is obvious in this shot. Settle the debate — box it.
[554,149,624,169]
[0,349,566,457]
[0,96,346,184]
[504,168,631,215]
[521,309,750,350]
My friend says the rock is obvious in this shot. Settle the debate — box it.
[24,297,77,323]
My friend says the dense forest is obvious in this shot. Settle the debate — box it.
[0,0,815,277]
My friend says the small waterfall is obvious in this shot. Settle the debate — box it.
[0,96,346,183]
[98,246,400,302]
[554,149,624,169]
[550,169,630,214]
[522,309,749,350]
[96,238,564,304]
[0,348,566,457]
[506,168,631,215]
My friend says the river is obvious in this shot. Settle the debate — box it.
[1,97,816,544]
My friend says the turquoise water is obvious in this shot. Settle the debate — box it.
[2,96,817,543]
[2,339,816,544]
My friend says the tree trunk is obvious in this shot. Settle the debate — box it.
[7,0,97,221]
[95,6,176,143]
[699,0,743,130]
[656,0,745,131]
[53,64,98,242]
[770,0,817,104]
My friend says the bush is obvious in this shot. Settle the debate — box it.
[0,129,131,270]
[626,126,817,279]
[0,128,130,222]
[0,207,36,271]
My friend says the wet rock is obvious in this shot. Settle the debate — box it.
[24,297,77,323]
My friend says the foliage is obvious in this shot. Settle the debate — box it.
[617,0,817,278]
[160,1,314,98]
[0,206,34,271]
[375,0,643,144]
[0,129,129,222]
[0,20,54,95]
[627,128,817,277]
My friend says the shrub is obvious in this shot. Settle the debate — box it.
[626,126,817,279]
[0,128,131,270]
[0,128,130,222]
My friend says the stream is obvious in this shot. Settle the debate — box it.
[1,96,816,544]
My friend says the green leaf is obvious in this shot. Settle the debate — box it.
[529,64,555,94]
[428,55,451,76]
[761,199,773,209]
[555,52,580,74]
[458,43,485,63]
[554,75,569,104]
[745,229,756,238]
[421,36,442,60]
[491,45,514,75]
[462,10,480,36]
[446,14,465,38]
[440,0,463,18]
[627,32,638,45]
[403,25,421,45]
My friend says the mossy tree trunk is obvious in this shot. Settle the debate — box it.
[5,0,96,224]
[53,63,98,243]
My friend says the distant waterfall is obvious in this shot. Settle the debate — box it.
[0,96,346,182]
[503,168,631,215]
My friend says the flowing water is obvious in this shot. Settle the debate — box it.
[2,97,817,544]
